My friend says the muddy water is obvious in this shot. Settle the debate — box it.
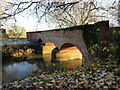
[2,54,82,83]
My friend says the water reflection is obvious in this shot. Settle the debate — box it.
[42,53,52,66]
[2,62,39,83]
[59,59,82,70]
[2,54,82,83]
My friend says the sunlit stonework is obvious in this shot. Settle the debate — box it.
[56,44,82,62]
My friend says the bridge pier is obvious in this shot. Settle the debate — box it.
[43,46,56,54]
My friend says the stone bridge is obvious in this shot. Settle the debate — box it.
[27,21,109,64]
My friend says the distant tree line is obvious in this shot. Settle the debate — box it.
[0,24,26,38]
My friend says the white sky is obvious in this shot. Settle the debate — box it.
[15,15,52,32]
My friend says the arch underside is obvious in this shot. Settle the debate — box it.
[57,43,82,61]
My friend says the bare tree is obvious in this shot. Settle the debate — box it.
[118,0,120,26]
[48,0,119,27]
[0,0,6,26]
[0,0,80,20]
[0,0,13,26]
[8,23,26,38]
[46,0,101,27]
[0,0,119,27]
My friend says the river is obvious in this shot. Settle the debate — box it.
[0,39,30,46]
[2,54,82,83]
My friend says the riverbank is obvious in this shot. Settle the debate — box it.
[2,41,42,62]
[2,58,120,89]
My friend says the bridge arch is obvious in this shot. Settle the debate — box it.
[56,43,83,62]
[60,43,75,50]
[38,39,43,44]
[42,40,56,54]
[45,40,56,47]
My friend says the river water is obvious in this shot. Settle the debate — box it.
[2,54,82,83]
[0,40,30,46]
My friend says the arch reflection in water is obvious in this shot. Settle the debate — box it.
[59,59,82,70]
[56,43,82,62]
[42,53,52,66]
[42,57,82,70]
